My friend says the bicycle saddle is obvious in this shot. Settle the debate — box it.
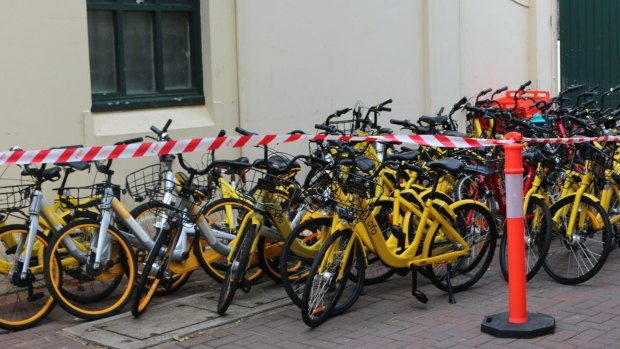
[55,161,89,171]
[212,159,252,171]
[419,115,448,125]
[414,125,433,134]
[387,150,420,162]
[462,164,499,176]
[354,155,376,174]
[426,158,465,173]
[22,167,62,181]
[253,155,301,175]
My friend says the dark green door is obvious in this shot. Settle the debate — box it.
[560,0,620,107]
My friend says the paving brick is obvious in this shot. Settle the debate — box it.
[534,339,577,349]
[10,252,620,349]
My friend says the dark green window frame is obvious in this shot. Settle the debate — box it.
[87,0,204,112]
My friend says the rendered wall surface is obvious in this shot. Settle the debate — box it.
[0,0,240,183]
[236,0,557,157]
[0,0,557,165]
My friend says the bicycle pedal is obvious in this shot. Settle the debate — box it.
[413,289,428,304]
[394,268,410,276]
[240,279,252,293]
[312,305,326,316]
[28,292,44,302]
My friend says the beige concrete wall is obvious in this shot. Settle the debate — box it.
[0,0,240,184]
[236,0,425,157]
[236,0,558,138]
[0,0,558,171]
[0,1,90,150]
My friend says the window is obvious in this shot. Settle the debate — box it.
[87,0,204,111]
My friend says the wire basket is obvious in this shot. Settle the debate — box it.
[569,143,614,183]
[125,164,162,202]
[236,167,302,213]
[0,184,33,213]
[58,183,121,210]
[329,170,383,222]
[329,118,358,136]
[590,143,615,183]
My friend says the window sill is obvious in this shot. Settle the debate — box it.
[82,104,215,141]
[91,94,205,112]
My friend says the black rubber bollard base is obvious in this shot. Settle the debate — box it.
[481,312,555,338]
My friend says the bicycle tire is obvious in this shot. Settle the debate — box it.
[426,202,497,293]
[44,219,136,320]
[543,195,612,284]
[499,196,552,282]
[280,217,331,308]
[131,202,192,295]
[0,225,55,331]
[217,223,256,315]
[454,174,502,227]
[131,221,171,317]
[301,229,364,327]
[192,198,262,283]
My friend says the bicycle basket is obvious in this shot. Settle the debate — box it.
[237,167,302,213]
[0,185,33,213]
[125,164,162,202]
[590,143,615,182]
[571,143,613,183]
[330,170,383,221]
[56,183,119,210]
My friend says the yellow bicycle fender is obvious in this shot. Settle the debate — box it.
[448,199,492,218]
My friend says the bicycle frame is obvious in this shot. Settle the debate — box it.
[327,193,476,274]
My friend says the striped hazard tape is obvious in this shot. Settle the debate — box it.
[0,134,511,166]
[522,135,620,144]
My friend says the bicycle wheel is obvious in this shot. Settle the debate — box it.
[131,202,192,295]
[0,225,55,331]
[426,202,497,293]
[543,195,612,284]
[131,222,174,317]
[454,173,502,228]
[499,196,552,282]
[301,229,365,328]
[193,198,261,283]
[280,217,331,308]
[44,219,136,320]
[217,224,256,315]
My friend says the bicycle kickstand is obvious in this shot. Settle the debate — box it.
[410,266,428,304]
[446,264,456,304]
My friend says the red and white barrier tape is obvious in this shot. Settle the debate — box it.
[0,134,511,166]
[522,135,620,144]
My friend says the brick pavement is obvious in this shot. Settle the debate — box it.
[5,250,620,349]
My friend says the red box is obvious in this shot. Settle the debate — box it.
[496,90,550,119]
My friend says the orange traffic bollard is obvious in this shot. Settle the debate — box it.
[481,132,555,338]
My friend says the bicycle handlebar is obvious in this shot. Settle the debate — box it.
[114,137,143,146]
[163,119,172,132]
[235,126,257,136]
[477,88,492,98]
[315,123,345,135]
[518,80,532,92]
[453,96,468,110]
[379,99,392,107]
[151,119,173,141]
[495,86,508,94]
